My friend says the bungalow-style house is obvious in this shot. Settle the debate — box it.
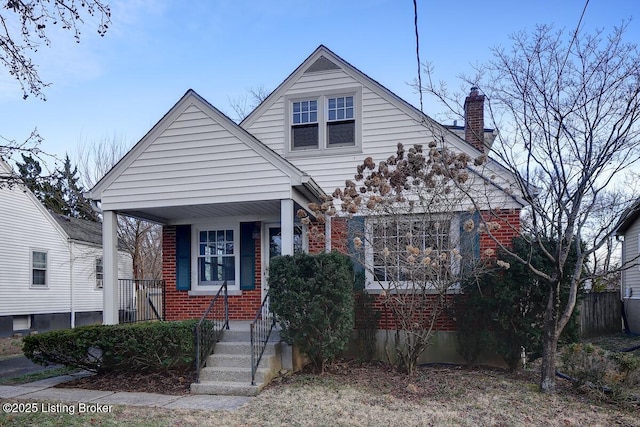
[87,45,524,393]
[0,160,133,337]
[615,201,640,334]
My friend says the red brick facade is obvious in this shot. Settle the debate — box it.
[162,209,520,328]
[162,225,263,321]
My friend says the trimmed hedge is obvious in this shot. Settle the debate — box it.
[23,320,197,374]
[269,251,354,372]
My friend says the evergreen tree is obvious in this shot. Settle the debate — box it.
[15,154,98,221]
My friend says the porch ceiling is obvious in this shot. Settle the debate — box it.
[118,200,283,224]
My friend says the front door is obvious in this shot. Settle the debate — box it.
[262,224,305,300]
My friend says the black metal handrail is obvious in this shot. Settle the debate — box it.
[194,281,229,382]
[250,289,276,386]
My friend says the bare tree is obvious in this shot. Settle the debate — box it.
[300,141,497,375]
[425,23,640,392]
[0,0,111,177]
[227,85,270,122]
[77,135,162,280]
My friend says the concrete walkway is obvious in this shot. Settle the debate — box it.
[0,372,253,412]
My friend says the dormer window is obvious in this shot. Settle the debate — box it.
[287,89,361,155]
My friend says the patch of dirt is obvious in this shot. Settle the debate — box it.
[55,370,196,395]
[0,337,23,357]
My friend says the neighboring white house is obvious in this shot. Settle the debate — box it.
[0,160,133,337]
[615,201,640,334]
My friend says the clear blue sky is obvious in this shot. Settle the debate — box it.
[0,0,637,173]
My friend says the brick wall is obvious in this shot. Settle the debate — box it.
[163,225,263,321]
[312,211,521,331]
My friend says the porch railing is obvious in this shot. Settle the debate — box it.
[194,281,229,383]
[250,289,276,386]
[118,279,165,324]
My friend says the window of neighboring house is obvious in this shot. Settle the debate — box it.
[96,257,104,288]
[31,251,47,287]
[367,216,457,287]
[288,90,360,154]
[198,229,236,286]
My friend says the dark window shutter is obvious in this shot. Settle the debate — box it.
[175,225,191,291]
[459,211,480,275]
[240,222,256,290]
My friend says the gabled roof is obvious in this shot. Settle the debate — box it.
[615,198,640,236]
[51,213,102,246]
[87,89,324,204]
[242,45,526,207]
[1,159,108,248]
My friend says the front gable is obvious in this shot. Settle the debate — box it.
[90,90,318,215]
[242,46,518,204]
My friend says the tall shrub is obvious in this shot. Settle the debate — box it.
[269,251,354,372]
[456,237,581,370]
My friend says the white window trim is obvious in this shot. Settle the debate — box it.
[284,87,362,158]
[191,222,240,292]
[30,249,48,288]
[363,215,460,291]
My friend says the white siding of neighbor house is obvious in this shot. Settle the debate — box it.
[245,69,522,209]
[0,183,72,316]
[622,219,640,300]
[0,175,134,318]
[101,103,293,212]
[70,242,133,312]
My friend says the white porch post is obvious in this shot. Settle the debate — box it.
[280,199,294,256]
[102,210,119,325]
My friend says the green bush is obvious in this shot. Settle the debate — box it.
[561,343,640,403]
[23,320,197,374]
[454,237,581,370]
[269,251,355,372]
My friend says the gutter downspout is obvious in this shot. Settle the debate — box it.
[69,240,75,328]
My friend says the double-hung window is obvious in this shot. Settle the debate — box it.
[289,89,360,153]
[198,229,236,285]
[327,96,355,147]
[292,100,318,149]
[31,250,47,287]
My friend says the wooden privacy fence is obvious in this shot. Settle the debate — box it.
[577,291,621,338]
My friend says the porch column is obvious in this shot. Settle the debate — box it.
[280,199,294,256]
[102,210,119,325]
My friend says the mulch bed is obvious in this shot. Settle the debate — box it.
[55,370,196,395]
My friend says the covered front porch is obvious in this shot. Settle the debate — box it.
[99,192,325,324]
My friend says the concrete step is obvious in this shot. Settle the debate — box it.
[205,352,277,369]
[198,366,270,383]
[190,380,264,397]
[220,329,281,343]
[213,341,277,355]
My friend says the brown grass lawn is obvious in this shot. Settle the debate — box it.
[1,335,639,426]
[2,361,640,426]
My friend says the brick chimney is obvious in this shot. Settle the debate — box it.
[464,87,485,152]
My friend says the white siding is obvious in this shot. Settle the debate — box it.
[0,184,71,316]
[69,242,132,312]
[102,104,293,211]
[245,68,520,210]
[622,220,640,299]
[0,177,134,319]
